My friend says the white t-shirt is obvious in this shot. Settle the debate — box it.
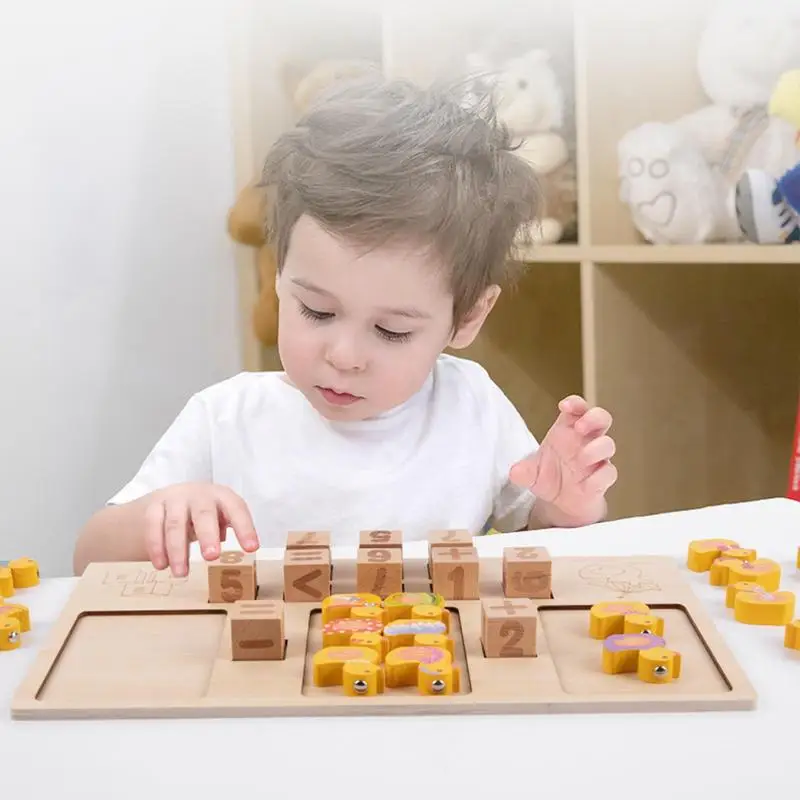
[107,354,540,546]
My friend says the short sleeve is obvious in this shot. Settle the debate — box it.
[106,394,212,505]
[485,377,541,533]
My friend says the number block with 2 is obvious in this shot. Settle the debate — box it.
[356,548,403,598]
[481,598,537,657]
[431,547,479,600]
[208,551,257,603]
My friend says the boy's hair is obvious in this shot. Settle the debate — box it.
[259,74,541,331]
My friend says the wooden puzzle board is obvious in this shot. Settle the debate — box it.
[10,552,756,719]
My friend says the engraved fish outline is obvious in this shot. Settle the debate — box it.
[578,563,661,595]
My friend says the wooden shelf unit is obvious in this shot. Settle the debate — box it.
[227,0,800,520]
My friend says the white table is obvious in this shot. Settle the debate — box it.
[2,498,799,799]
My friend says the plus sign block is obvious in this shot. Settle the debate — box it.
[502,547,552,598]
[431,546,479,600]
[481,598,537,657]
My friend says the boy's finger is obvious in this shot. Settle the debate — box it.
[577,435,616,469]
[509,453,540,489]
[190,500,222,561]
[144,500,167,571]
[581,461,618,495]
[575,407,613,437]
[217,489,260,551]
[163,499,190,577]
[553,395,589,428]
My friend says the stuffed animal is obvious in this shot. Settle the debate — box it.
[226,59,378,348]
[465,48,578,244]
[617,1,800,245]
[735,69,800,244]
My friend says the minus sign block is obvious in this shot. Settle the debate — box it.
[230,600,285,661]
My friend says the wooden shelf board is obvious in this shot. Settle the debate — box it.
[588,245,800,265]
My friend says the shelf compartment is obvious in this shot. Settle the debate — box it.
[589,261,800,519]
[457,261,583,442]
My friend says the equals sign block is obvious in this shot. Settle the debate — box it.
[230,600,285,661]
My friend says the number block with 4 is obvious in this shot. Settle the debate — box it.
[431,546,479,600]
[208,551,257,603]
[230,600,285,661]
[481,598,537,657]
[357,547,403,598]
[502,547,552,599]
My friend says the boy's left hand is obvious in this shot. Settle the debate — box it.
[509,395,617,524]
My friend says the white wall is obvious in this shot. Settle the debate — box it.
[0,1,243,576]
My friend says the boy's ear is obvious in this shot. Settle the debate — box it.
[448,285,501,349]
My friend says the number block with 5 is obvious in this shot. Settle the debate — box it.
[207,551,257,603]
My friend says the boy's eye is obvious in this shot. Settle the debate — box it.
[376,326,412,343]
[298,301,333,321]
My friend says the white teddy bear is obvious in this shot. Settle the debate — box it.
[617,0,800,245]
[465,48,578,244]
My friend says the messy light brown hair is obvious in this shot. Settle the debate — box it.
[259,73,541,331]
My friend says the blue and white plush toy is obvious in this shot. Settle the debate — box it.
[736,70,800,244]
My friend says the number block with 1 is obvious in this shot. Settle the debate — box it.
[431,546,479,600]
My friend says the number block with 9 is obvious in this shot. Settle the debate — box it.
[208,551,257,603]
[356,548,403,598]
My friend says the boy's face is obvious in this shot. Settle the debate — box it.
[275,215,493,421]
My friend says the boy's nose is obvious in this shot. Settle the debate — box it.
[324,334,366,372]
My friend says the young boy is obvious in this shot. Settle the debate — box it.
[73,75,617,578]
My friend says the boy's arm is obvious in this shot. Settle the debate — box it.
[74,393,213,574]
[527,495,607,530]
[73,493,161,574]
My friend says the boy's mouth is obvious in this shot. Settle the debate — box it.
[316,386,364,406]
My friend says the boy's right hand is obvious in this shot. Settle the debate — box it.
[142,482,259,577]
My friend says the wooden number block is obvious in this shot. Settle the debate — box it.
[0,616,21,651]
[431,547,479,600]
[284,548,331,602]
[481,598,537,657]
[733,589,795,626]
[9,558,39,589]
[784,620,800,650]
[687,539,739,572]
[0,567,14,597]
[357,548,403,598]
[428,529,473,557]
[208,551,257,604]
[0,603,30,632]
[359,529,402,549]
[230,600,284,661]
[286,531,331,550]
[502,546,552,598]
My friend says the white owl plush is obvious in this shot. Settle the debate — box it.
[617,0,800,244]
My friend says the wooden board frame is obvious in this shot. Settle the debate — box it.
[11,551,757,719]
